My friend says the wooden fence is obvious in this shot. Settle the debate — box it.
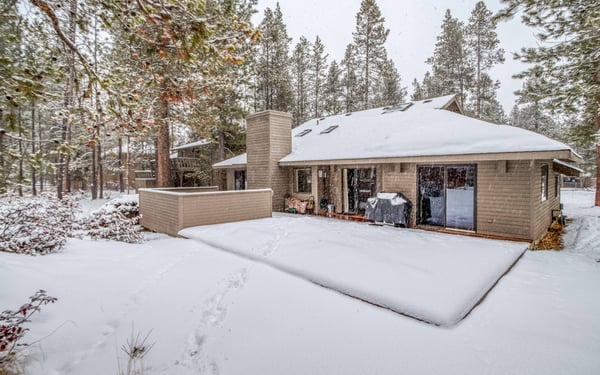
[139,187,273,237]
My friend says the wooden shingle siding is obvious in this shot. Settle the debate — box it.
[382,163,417,225]
[530,160,561,241]
[139,190,182,237]
[476,160,532,239]
[139,188,272,237]
[246,110,292,211]
[331,166,343,213]
[378,160,547,240]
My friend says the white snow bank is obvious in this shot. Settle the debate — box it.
[180,215,526,326]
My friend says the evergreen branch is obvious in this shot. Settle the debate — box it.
[30,0,104,90]
[0,0,18,15]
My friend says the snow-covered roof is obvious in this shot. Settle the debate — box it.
[172,139,211,151]
[281,95,578,164]
[213,94,579,168]
[213,153,247,169]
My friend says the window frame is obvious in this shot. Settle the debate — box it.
[294,168,312,194]
[541,164,549,202]
[295,129,312,137]
[319,125,338,134]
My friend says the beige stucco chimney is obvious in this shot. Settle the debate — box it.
[246,110,292,211]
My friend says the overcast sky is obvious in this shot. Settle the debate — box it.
[253,0,539,114]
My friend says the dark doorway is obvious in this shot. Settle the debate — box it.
[344,167,377,214]
[418,165,476,230]
[234,170,246,190]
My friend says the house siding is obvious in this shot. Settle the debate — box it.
[226,169,235,190]
[476,160,532,239]
[181,190,272,229]
[531,160,561,241]
[381,163,418,225]
[139,189,182,237]
[140,188,272,237]
[246,111,292,211]
[378,160,541,240]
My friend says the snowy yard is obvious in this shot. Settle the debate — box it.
[181,215,525,326]
[1,190,599,374]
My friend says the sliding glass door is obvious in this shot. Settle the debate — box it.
[418,165,476,230]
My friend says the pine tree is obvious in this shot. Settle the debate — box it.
[310,35,328,119]
[0,4,61,194]
[254,3,293,112]
[497,0,600,205]
[352,0,390,110]
[410,78,426,101]
[290,36,311,126]
[341,44,359,113]
[426,9,474,107]
[509,103,556,137]
[375,59,406,106]
[323,60,344,115]
[466,1,505,119]
[106,0,258,187]
[514,66,551,131]
[420,71,443,99]
[477,73,505,124]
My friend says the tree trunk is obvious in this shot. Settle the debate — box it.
[17,107,23,197]
[91,140,97,199]
[57,0,77,199]
[118,137,124,192]
[98,143,104,198]
[596,143,600,207]
[31,100,37,196]
[38,109,43,192]
[155,95,171,187]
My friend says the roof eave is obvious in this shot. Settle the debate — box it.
[278,149,578,167]
[212,163,247,170]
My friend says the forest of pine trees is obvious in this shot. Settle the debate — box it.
[1,0,598,201]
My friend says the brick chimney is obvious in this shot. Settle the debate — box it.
[246,110,292,211]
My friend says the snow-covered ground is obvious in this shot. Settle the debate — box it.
[1,190,599,374]
[181,215,525,326]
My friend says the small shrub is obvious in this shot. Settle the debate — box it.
[119,326,155,375]
[85,207,143,244]
[106,196,140,224]
[0,193,80,255]
[0,290,57,374]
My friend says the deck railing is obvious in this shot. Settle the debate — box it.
[171,157,202,172]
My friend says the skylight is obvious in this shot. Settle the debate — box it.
[383,102,413,114]
[320,125,338,134]
[295,129,312,137]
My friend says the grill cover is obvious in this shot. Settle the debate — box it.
[364,192,412,227]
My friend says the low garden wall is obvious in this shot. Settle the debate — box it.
[139,187,273,237]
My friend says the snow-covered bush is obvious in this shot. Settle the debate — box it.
[106,195,140,224]
[83,196,142,243]
[0,193,80,255]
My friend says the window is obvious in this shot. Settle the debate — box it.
[541,165,548,201]
[555,175,560,198]
[295,129,312,137]
[320,125,338,134]
[383,102,413,114]
[295,168,312,193]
